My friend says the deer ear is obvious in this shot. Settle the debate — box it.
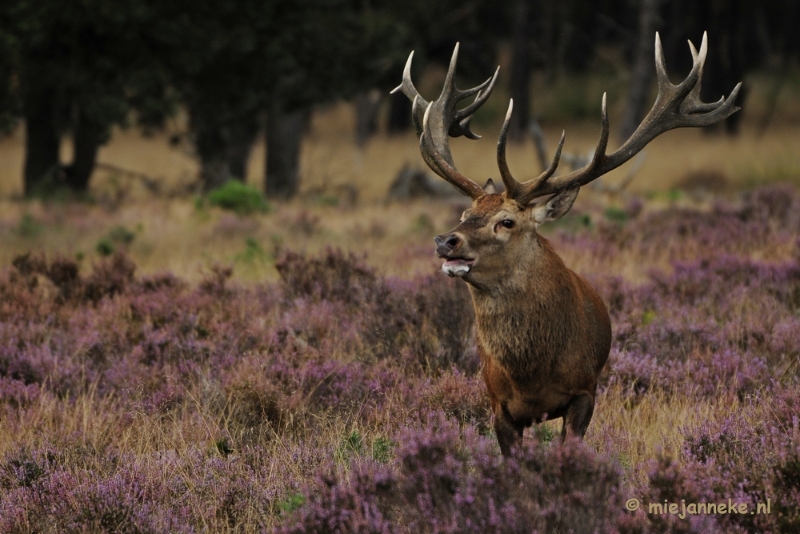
[483,178,498,194]
[530,186,580,225]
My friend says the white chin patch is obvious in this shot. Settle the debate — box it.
[442,260,473,277]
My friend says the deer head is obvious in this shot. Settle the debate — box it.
[392,35,740,288]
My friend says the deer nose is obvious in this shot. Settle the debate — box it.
[434,233,462,257]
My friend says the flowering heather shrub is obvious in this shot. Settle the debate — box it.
[649,256,800,311]
[593,249,800,403]
[772,441,800,532]
[639,455,735,534]
[2,186,800,532]
[275,247,475,372]
[559,183,800,268]
[10,251,137,304]
[603,348,658,401]
[0,252,277,405]
[417,369,491,430]
[281,413,637,533]
[0,376,40,410]
[0,444,295,533]
[738,184,798,224]
[0,457,194,533]
[664,382,800,533]
[276,248,379,305]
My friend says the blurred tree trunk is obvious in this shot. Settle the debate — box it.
[508,0,536,142]
[265,103,307,200]
[192,109,230,191]
[22,81,61,196]
[619,0,661,143]
[700,0,748,136]
[387,91,411,134]
[64,108,104,192]
[191,106,259,191]
[354,89,381,147]
[226,119,260,182]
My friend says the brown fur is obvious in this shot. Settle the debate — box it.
[436,193,611,456]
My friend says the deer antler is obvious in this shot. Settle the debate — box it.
[391,43,499,199]
[499,32,741,204]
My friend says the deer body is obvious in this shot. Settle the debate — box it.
[474,239,611,452]
[435,193,611,454]
[393,34,739,455]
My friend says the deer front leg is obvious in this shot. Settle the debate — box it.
[561,393,595,441]
[494,402,524,457]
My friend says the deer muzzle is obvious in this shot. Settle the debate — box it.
[434,233,474,277]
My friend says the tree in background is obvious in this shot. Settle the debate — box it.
[0,0,173,196]
[149,0,270,192]
[151,0,401,196]
[257,0,397,199]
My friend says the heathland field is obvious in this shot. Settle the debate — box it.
[1,92,800,532]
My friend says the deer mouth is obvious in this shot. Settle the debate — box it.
[441,256,475,277]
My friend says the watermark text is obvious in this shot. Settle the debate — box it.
[625,498,771,519]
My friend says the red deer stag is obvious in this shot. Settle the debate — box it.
[392,34,740,456]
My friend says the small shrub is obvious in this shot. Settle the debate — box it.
[604,206,629,224]
[234,237,269,265]
[208,181,270,215]
[371,437,394,463]
[96,225,137,257]
[96,238,115,256]
[198,264,234,296]
[335,430,365,464]
[16,213,42,237]
[276,493,306,516]
[215,438,234,457]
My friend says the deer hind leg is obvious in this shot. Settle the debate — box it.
[494,403,524,457]
[561,393,595,441]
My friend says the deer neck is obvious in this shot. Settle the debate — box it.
[468,235,573,309]
[467,235,578,371]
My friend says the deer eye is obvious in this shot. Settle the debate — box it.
[494,219,515,232]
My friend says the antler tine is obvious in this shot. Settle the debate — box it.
[655,31,703,97]
[391,51,428,105]
[443,44,500,139]
[454,67,500,125]
[516,32,740,201]
[654,31,671,88]
[456,90,484,141]
[500,98,568,203]
[683,34,727,114]
[655,32,739,123]
[420,103,485,199]
[523,130,566,194]
[393,43,500,199]
[392,51,430,137]
[517,94,607,203]
[496,99,521,197]
[411,95,425,138]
